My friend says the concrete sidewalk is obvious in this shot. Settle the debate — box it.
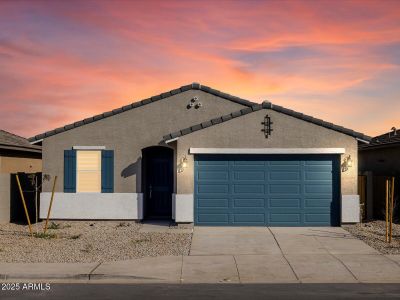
[2,227,400,283]
[2,254,400,283]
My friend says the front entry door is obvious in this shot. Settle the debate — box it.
[143,147,173,219]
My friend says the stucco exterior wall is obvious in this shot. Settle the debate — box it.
[175,109,358,196]
[359,146,400,175]
[0,156,42,174]
[0,174,10,223]
[41,90,246,192]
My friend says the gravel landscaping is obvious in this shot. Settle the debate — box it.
[343,220,400,254]
[0,221,192,263]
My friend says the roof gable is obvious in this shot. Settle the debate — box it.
[29,83,255,142]
[163,102,371,142]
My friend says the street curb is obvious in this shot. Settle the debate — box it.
[89,274,167,281]
[1,274,89,280]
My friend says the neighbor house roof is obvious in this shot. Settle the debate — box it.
[359,129,400,150]
[163,102,372,142]
[28,83,255,142]
[0,130,42,153]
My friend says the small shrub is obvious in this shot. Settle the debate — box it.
[33,232,57,239]
[116,222,130,228]
[63,224,72,229]
[81,244,93,253]
[132,238,151,244]
[69,234,81,240]
[48,222,61,230]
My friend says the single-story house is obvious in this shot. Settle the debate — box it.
[359,128,399,220]
[0,130,42,223]
[29,83,371,226]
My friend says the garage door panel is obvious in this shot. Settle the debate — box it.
[269,184,301,194]
[305,160,332,165]
[197,159,229,166]
[197,213,229,224]
[269,171,301,181]
[197,184,229,194]
[269,198,301,208]
[305,198,332,208]
[233,214,265,224]
[269,160,301,166]
[305,171,332,180]
[197,171,229,181]
[269,213,301,224]
[233,184,265,194]
[233,198,265,208]
[197,198,229,208]
[305,184,332,194]
[233,171,265,181]
[233,160,266,166]
[194,154,339,226]
[304,213,331,223]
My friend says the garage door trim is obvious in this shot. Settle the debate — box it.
[194,154,341,227]
[190,148,345,154]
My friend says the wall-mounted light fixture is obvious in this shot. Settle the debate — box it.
[341,155,353,172]
[178,155,188,173]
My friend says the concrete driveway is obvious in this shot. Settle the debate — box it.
[185,226,400,283]
[4,227,400,284]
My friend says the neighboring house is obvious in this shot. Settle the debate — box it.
[29,83,371,226]
[359,128,400,220]
[0,130,42,223]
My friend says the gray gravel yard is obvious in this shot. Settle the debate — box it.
[343,220,400,254]
[0,221,192,263]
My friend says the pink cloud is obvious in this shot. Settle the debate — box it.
[0,0,399,137]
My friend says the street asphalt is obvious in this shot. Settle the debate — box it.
[2,283,400,300]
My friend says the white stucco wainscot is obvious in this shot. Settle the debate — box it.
[40,193,143,220]
[341,194,360,223]
[173,194,194,223]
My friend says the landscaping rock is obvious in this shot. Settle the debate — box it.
[343,220,400,254]
[0,221,192,263]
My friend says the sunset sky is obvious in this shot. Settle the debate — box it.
[1,0,399,138]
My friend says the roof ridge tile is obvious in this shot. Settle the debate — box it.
[29,83,256,142]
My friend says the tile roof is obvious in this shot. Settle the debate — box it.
[0,130,42,153]
[28,83,255,142]
[359,129,400,150]
[28,82,371,143]
[163,102,372,142]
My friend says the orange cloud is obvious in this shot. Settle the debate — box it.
[0,0,399,137]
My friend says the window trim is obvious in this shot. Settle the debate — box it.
[73,146,106,150]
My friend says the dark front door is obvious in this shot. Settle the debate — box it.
[143,147,173,219]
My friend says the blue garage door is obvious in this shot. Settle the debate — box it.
[194,154,340,226]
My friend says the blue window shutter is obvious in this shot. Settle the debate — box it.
[101,150,114,193]
[64,150,76,193]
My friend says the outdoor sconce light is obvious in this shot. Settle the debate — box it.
[342,155,353,172]
[178,155,188,173]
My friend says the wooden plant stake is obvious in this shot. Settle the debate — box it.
[16,174,33,237]
[44,175,57,234]
[389,177,395,243]
[386,179,389,243]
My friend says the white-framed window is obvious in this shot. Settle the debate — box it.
[76,150,101,192]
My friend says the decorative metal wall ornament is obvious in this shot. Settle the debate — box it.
[261,115,273,138]
[187,96,202,109]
